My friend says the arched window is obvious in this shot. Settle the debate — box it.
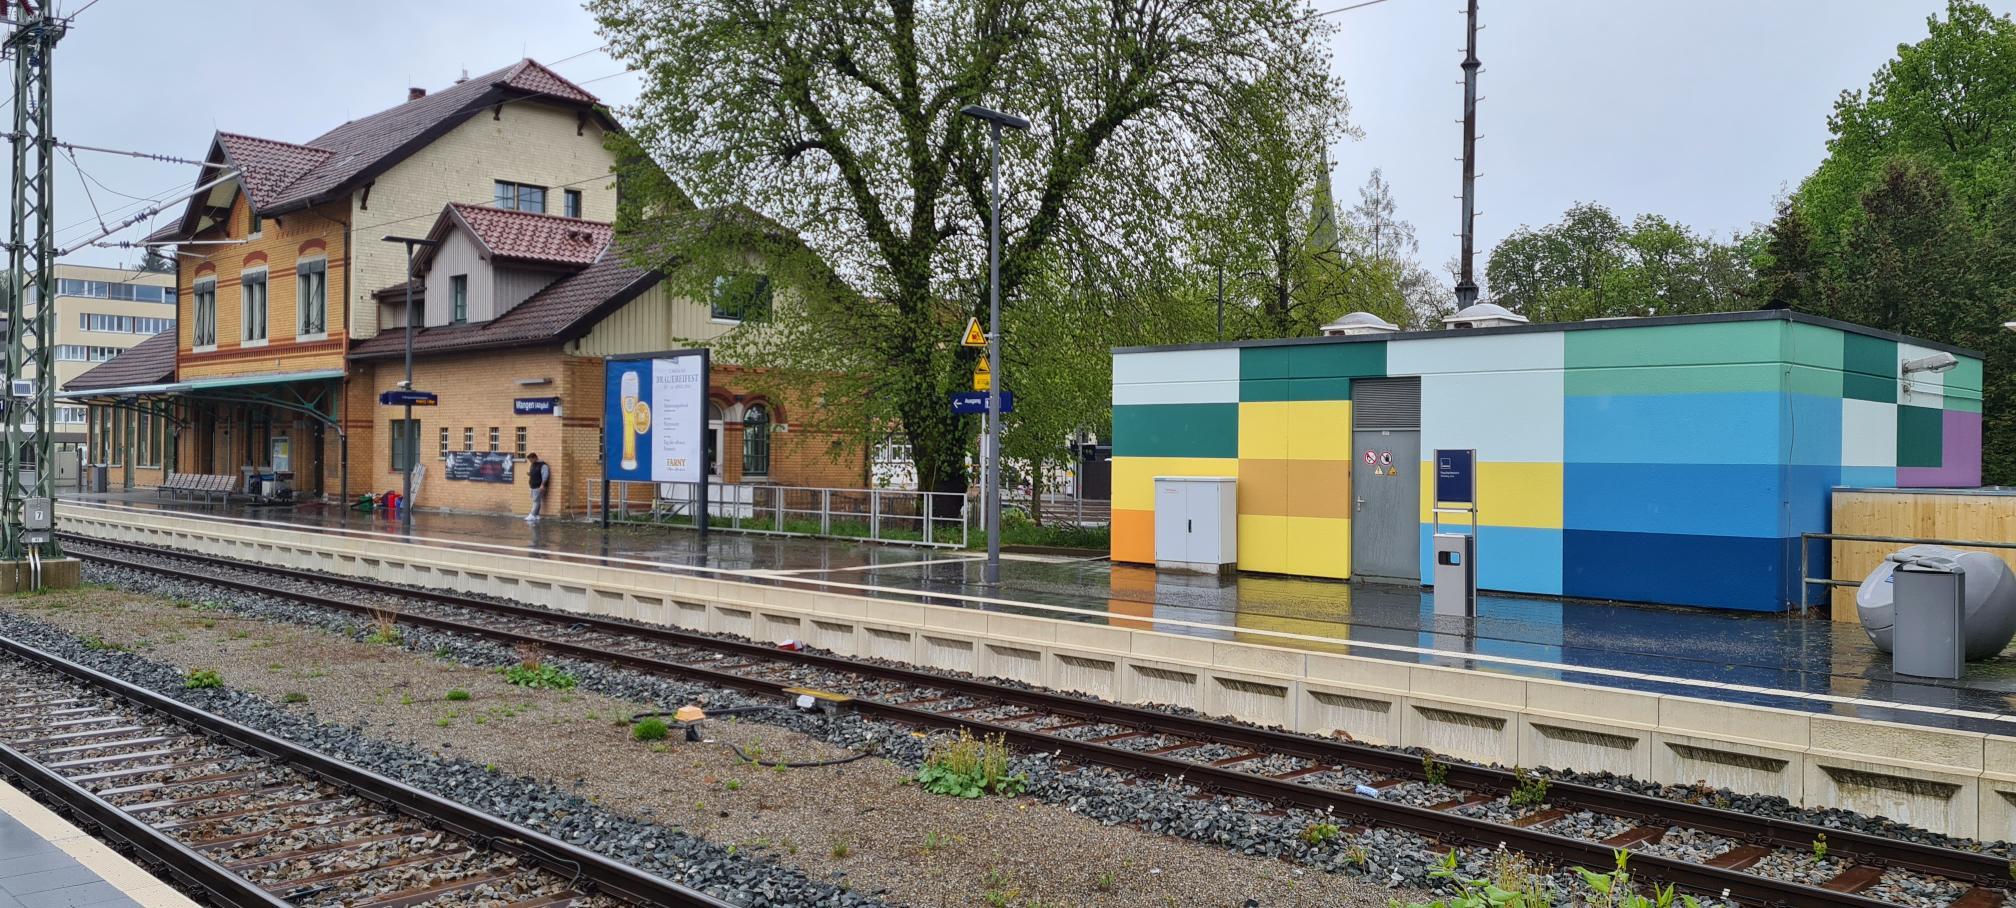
[707,402,725,479]
[741,403,770,478]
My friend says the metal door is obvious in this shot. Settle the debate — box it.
[1351,430,1420,582]
[1350,377,1422,583]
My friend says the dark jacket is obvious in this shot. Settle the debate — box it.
[528,461,550,490]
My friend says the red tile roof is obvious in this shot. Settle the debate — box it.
[214,133,331,213]
[165,60,609,237]
[347,253,659,361]
[443,203,614,267]
[63,331,176,392]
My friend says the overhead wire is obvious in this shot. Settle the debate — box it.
[62,147,110,234]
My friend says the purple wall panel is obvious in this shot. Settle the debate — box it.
[1898,409,1982,488]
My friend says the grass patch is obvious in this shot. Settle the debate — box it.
[182,669,223,690]
[916,729,1025,798]
[80,636,125,653]
[283,692,308,704]
[632,717,669,742]
[500,642,576,690]
[445,689,471,702]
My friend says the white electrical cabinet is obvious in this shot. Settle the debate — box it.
[1153,476,1237,574]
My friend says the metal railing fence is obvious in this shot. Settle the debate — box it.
[588,479,968,548]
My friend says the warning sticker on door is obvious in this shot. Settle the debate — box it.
[1363,450,1376,464]
[1379,451,1392,466]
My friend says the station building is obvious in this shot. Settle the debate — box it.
[60,59,863,513]
[1110,308,1982,611]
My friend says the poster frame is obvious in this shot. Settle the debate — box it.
[602,348,711,535]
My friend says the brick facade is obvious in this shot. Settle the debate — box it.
[349,352,867,516]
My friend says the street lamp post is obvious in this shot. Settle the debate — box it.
[383,235,439,535]
[960,103,1029,587]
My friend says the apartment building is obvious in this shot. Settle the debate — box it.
[42,263,175,447]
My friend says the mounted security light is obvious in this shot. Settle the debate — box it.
[1901,352,1958,375]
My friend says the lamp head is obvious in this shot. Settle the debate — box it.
[1901,352,1959,375]
[960,104,1030,131]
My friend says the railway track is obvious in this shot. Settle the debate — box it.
[0,619,735,908]
[64,534,2016,908]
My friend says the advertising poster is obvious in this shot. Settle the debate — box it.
[604,351,708,484]
[445,451,515,483]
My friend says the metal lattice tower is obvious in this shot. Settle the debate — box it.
[3,6,63,560]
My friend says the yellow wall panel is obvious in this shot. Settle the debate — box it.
[1112,456,1239,511]
[1238,401,1289,459]
[1285,516,1351,579]
[1286,400,1351,460]
[1237,458,1289,517]
[1236,513,1289,574]
[1417,460,1563,528]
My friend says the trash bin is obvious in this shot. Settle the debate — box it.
[1432,531,1476,617]
[1892,551,1966,679]
[89,464,107,493]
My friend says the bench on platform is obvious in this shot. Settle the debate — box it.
[156,473,239,502]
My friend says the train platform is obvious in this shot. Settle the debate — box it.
[0,778,199,908]
[58,492,2016,739]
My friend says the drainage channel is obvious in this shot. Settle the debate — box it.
[0,627,733,908]
[64,534,2015,908]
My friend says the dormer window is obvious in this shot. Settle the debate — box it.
[450,275,468,324]
[248,211,262,237]
[494,180,546,214]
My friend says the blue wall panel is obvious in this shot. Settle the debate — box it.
[1416,524,1563,594]
[1566,392,1782,465]
[1782,393,1845,466]
[1564,463,1784,538]
[1840,466,1897,488]
[1562,530,1792,610]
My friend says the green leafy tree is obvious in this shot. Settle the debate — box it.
[1796,0,2016,252]
[1484,203,1753,322]
[594,0,1346,498]
[1753,201,1824,311]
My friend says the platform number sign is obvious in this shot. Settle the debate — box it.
[1435,449,1476,505]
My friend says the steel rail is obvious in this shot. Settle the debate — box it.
[68,535,2014,905]
[0,627,736,908]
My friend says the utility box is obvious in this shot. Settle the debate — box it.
[1153,476,1236,574]
[1892,552,1966,679]
[1432,531,1477,617]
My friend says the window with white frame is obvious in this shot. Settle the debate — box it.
[450,275,467,324]
[494,180,547,213]
[297,258,328,336]
[241,270,268,342]
[193,278,218,347]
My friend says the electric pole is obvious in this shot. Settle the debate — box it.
[1453,0,1481,309]
[4,2,64,563]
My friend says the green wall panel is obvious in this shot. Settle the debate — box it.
[1949,356,1984,393]
[1897,405,1943,467]
[1842,332,1898,404]
[1288,342,1386,379]
[1241,346,1292,382]
[1289,377,1353,401]
[1781,322,1845,371]
[1113,403,1238,458]
[1565,321,1784,369]
[1564,363,1788,397]
[1241,378,1290,402]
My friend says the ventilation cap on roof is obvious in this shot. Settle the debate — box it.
[1320,312,1400,336]
[1442,302,1529,330]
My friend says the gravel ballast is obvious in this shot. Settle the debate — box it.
[20,569,1429,907]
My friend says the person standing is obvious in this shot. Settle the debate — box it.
[525,453,550,522]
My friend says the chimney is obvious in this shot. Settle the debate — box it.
[408,87,427,101]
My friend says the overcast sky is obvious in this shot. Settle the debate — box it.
[40,0,2016,293]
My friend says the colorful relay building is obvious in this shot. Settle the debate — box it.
[1109,310,1983,611]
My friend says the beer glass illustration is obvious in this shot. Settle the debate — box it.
[619,371,641,470]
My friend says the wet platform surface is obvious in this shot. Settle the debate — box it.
[61,493,2016,737]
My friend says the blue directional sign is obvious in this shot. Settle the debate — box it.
[950,390,1014,414]
[379,390,439,407]
[1434,448,1475,504]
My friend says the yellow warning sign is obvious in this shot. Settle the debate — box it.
[973,357,991,391]
[961,318,987,347]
